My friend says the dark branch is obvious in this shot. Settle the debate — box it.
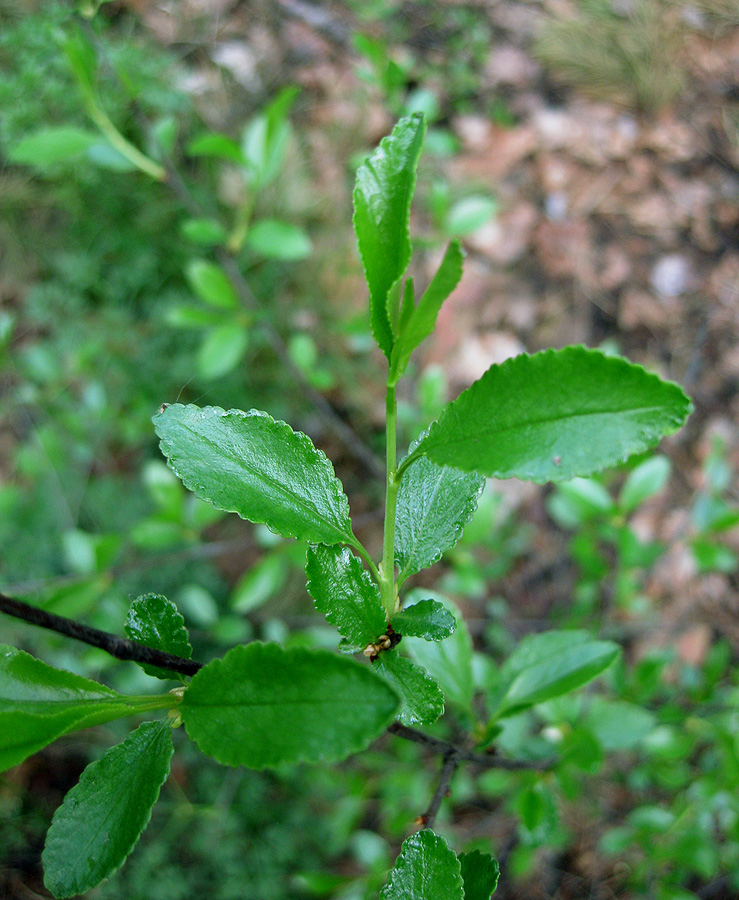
[420,750,459,829]
[388,722,553,771]
[0,593,202,677]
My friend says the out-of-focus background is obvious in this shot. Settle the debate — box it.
[1,1,739,897]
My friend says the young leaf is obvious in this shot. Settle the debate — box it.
[353,113,426,359]
[125,593,193,680]
[42,720,173,899]
[306,545,387,648]
[180,643,399,768]
[391,598,455,642]
[395,446,484,584]
[153,404,355,546]
[403,593,474,712]
[0,645,171,772]
[380,830,464,900]
[418,347,692,483]
[459,850,500,900]
[492,630,620,719]
[373,652,444,726]
[185,260,240,309]
[389,239,464,385]
[9,127,99,166]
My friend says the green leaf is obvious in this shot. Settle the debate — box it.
[391,599,456,641]
[185,259,240,309]
[419,347,692,483]
[459,850,500,900]
[153,404,355,545]
[9,127,99,166]
[246,219,312,260]
[231,552,289,614]
[492,631,620,719]
[0,645,170,772]
[180,217,229,246]
[180,643,399,768]
[306,545,386,647]
[42,721,173,898]
[353,113,426,359]
[380,830,463,900]
[619,455,671,513]
[187,132,244,162]
[444,195,498,236]
[241,86,299,188]
[373,652,444,726]
[404,593,474,712]
[197,325,248,379]
[584,698,656,751]
[86,141,138,172]
[389,239,464,384]
[395,443,484,583]
[125,593,193,680]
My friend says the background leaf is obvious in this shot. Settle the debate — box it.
[420,347,692,483]
[459,849,500,900]
[492,630,621,719]
[391,598,455,641]
[246,219,312,261]
[9,127,99,166]
[395,447,484,583]
[185,259,240,309]
[0,645,170,772]
[125,593,193,680]
[154,404,355,545]
[181,643,399,768]
[373,652,444,726]
[380,830,463,900]
[619,455,671,513]
[306,545,386,648]
[43,721,173,898]
[353,113,426,358]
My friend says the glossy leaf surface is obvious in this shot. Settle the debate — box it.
[125,593,193,680]
[389,239,464,385]
[459,850,500,900]
[306,545,386,647]
[0,645,169,772]
[43,721,173,898]
[373,652,444,726]
[420,347,692,483]
[493,630,620,719]
[404,594,473,712]
[395,448,484,583]
[353,114,426,358]
[391,599,455,642]
[380,830,463,900]
[154,404,354,545]
[181,643,399,768]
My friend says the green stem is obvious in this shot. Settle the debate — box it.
[83,97,166,181]
[350,537,381,583]
[379,383,400,618]
[227,192,256,253]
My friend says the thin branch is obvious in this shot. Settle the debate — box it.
[388,722,554,771]
[0,593,202,677]
[419,750,459,829]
